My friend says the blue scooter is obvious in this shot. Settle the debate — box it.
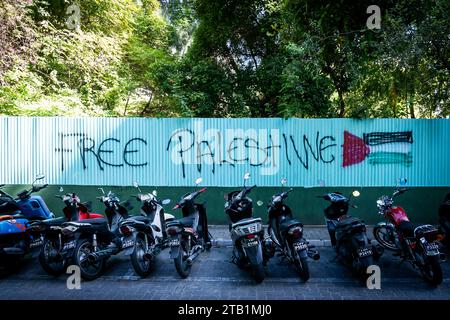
[0,175,53,273]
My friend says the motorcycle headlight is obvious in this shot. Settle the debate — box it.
[376,199,385,208]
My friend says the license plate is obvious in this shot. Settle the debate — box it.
[168,239,180,247]
[294,242,308,251]
[29,239,43,248]
[63,240,76,251]
[122,237,135,249]
[425,242,439,251]
[357,247,373,258]
[242,239,259,247]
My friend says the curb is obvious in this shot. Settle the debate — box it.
[211,239,332,247]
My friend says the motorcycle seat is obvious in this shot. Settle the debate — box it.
[80,218,107,225]
[398,220,418,237]
[167,216,195,228]
[35,217,67,227]
[178,216,194,227]
[231,217,262,229]
[279,219,303,232]
[127,216,150,224]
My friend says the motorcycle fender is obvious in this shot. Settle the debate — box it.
[375,221,395,229]
[170,245,180,259]
[243,241,263,265]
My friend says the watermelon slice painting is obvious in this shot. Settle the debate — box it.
[342,131,413,167]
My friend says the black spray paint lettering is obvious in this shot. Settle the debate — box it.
[55,133,148,171]
[167,129,336,178]
[283,133,336,169]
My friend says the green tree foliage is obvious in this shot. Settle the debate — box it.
[0,0,448,118]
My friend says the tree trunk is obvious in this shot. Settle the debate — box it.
[337,90,345,117]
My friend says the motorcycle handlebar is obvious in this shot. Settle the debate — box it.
[55,195,63,199]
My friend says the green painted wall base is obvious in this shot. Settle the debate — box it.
[2,185,449,225]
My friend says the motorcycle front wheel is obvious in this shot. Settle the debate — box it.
[174,239,191,279]
[131,236,152,277]
[373,226,398,251]
[39,238,66,277]
[73,238,105,281]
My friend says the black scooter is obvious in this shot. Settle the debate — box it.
[166,177,211,278]
[319,191,381,278]
[62,189,142,280]
[267,178,320,281]
[225,173,270,283]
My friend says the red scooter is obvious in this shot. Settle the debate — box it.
[373,179,445,286]
[30,191,104,276]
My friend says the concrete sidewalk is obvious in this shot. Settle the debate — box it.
[208,225,375,247]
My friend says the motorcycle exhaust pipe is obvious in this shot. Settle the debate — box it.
[143,247,161,261]
[186,247,202,265]
[87,248,116,263]
[307,249,320,260]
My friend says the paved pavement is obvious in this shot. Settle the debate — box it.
[0,226,449,300]
[209,225,353,247]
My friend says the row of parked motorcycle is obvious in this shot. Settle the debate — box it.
[0,174,448,286]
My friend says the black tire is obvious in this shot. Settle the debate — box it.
[251,263,265,284]
[357,256,374,280]
[174,239,191,279]
[39,238,66,277]
[73,238,105,281]
[131,236,152,278]
[294,256,310,281]
[421,255,443,286]
[373,226,398,251]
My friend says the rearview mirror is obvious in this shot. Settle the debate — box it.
[195,177,203,185]
[256,200,264,207]
[244,173,251,180]
[98,188,105,195]
[152,190,158,197]
[58,186,64,192]
[35,174,45,180]
[133,181,142,192]
[399,178,407,186]
[281,178,287,186]
[162,199,171,205]
[352,190,360,197]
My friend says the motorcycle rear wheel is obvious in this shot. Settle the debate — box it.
[39,238,67,277]
[251,263,265,284]
[294,256,310,281]
[419,254,443,286]
[74,238,105,281]
[174,239,191,278]
[131,236,152,277]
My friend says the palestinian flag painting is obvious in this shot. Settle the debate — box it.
[343,131,413,167]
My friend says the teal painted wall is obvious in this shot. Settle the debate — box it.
[1,117,449,187]
[2,185,448,225]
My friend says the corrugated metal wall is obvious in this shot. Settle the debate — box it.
[0,117,449,187]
